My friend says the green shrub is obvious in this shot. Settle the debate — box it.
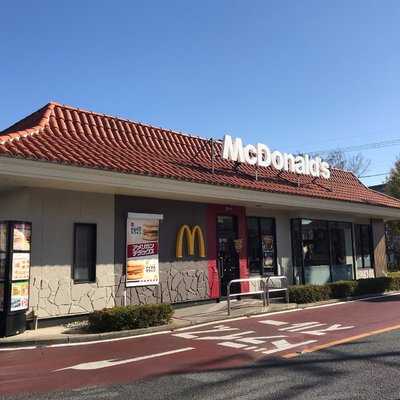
[88,303,174,333]
[288,275,400,304]
[328,280,358,298]
[355,277,391,295]
[288,284,332,304]
[388,275,400,291]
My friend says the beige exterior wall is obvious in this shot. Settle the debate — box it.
[0,187,115,318]
[372,219,387,277]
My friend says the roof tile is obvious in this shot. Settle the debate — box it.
[1,102,400,209]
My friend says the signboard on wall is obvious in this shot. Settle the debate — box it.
[126,213,163,287]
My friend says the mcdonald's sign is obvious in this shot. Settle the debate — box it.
[176,225,206,258]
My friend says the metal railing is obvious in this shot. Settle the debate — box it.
[265,275,289,306]
[227,275,289,315]
[227,277,267,316]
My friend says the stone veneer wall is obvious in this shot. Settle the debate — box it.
[114,261,209,306]
[0,187,115,318]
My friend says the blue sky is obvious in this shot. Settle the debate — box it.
[1,0,400,185]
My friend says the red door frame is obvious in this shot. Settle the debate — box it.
[207,204,249,298]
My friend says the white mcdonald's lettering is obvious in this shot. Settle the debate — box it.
[222,134,331,179]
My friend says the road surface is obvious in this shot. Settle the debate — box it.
[1,293,400,399]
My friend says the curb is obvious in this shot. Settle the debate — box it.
[1,291,399,348]
[0,304,297,348]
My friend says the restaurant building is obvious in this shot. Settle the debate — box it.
[0,102,399,321]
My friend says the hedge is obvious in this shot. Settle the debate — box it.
[88,303,174,333]
[288,275,400,304]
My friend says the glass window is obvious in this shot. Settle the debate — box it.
[291,219,356,285]
[291,219,303,284]
[73,223,97,283]
[247,217,261,275]
[330,222,354,281]
[355,224,373,269]
[247,217,276,275]
[301,220,330,285]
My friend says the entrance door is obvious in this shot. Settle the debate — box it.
[216,215,240,297]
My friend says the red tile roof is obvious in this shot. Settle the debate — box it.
[1,102,399,209]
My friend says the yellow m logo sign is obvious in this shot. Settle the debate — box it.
[176,225,206,258]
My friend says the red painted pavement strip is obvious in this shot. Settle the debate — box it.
[1,294,400,396]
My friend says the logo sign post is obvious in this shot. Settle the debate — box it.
[176,225,206,258]
[222,134,330,179]
[126,213,163,287]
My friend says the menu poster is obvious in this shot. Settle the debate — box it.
[0,223,7,252]
[10,281,29,311]
[262,235,275,269]
[126,213,163,287]
[0,253,6,280]
[12,253,30,281]
[13,223,31,252]
[0,283,4,312]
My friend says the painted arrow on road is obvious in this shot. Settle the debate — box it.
[55,347,195,371]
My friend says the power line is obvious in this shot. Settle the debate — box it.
[304,138,400,155]
[359,172,390,178]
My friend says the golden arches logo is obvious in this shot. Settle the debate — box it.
[176,225,206,258]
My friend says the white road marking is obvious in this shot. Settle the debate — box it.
[218,342,247,349]
[0,346,37,352]
[173,317,248,332]
[259,320,288,326]
[300,324,354,336]
[279,322,326,332]
[262,339,317,355]
[173,325,240,339]
[2,292,399,352]
[55,347,195,371]
[236,336,287,345]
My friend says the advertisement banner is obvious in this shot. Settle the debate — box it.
[13,223,31,252]
[126,213,163,287]
[12,253,30,281]
[10,281,29,311]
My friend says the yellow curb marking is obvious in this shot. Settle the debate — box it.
[282,323,400,359]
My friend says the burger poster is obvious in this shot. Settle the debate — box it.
[126,213,163,287]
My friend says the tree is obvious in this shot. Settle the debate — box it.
[384,157,400,270]
[385,158,400,199]
[323,150,371,177]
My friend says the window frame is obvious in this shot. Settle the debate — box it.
[354,223,374,269]
[246,216,277,276]
[73,223,97,284]
[291,218,356,284]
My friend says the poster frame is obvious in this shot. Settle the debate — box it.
[125,212,163,288]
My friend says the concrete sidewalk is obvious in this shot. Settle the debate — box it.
[0,299,296,348]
